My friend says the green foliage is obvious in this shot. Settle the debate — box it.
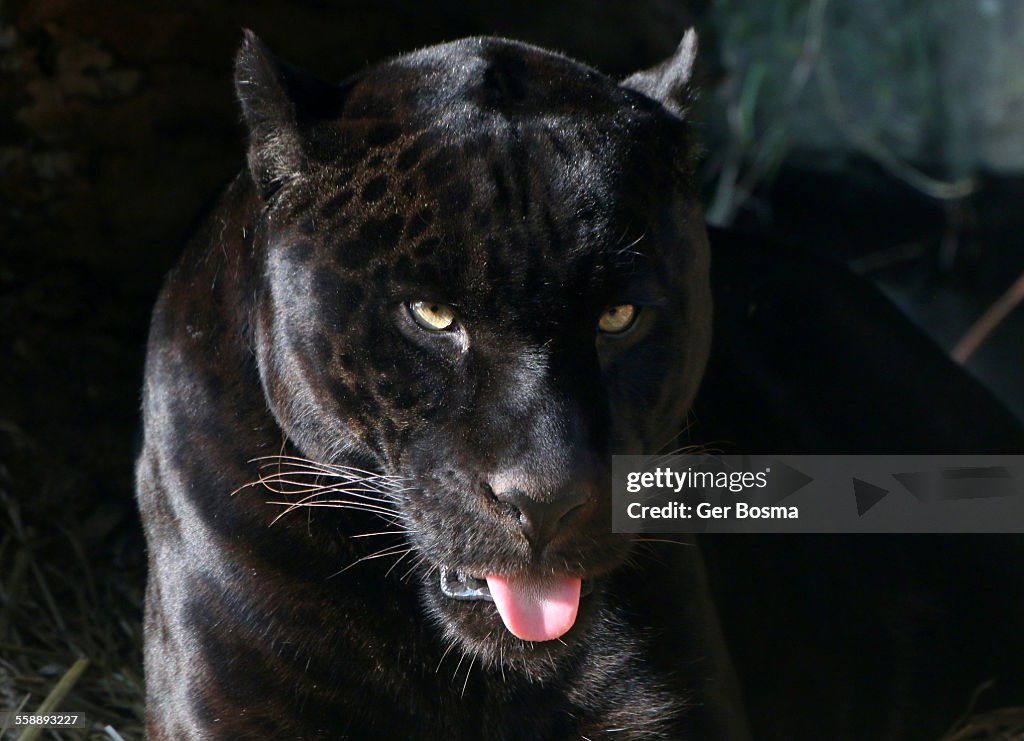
[701,0,970,223]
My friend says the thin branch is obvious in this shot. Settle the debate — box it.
[815,37,974,201]
[952,270,1024,363]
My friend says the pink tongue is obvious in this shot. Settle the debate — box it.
[485,574,582,642]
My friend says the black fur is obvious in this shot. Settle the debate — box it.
[136,32,721,739]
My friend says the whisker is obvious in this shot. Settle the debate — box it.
[451,649,466,685]
[263,483,400,506]
[329,545,414,578]
[400,554,426,583]
[256,478,400,504]
[266,500,407,527]
[384,548,413,578]
[461,654,475,698]
[350,530,409,539]
[283,499,405,516]
[266,499,405,518]
[436,638,458,674]
[632,537,693,547]
[255,463,411,493]
[254,463,410,490]
[264,493,403,515]
[250,455,412,487]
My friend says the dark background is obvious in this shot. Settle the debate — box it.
[1,1,1022,739]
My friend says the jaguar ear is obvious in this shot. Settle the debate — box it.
[621,28,698,117]
[234,30,345,199]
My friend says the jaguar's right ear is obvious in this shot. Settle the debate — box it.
[621,28,698,118]
[234,30,345,199]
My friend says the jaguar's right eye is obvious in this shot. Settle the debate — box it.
[407,301,456,331]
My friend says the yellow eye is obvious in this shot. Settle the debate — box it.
[598,304,637,334]
[408,301,456,331]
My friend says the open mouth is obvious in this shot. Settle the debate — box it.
[439,566,594,602]
[440,566,493,601]
[438,566,594,642]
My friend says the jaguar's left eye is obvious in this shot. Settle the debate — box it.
[598,304,637,334]
[408,301,456,331]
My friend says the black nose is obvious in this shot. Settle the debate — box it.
[491,487,589,549]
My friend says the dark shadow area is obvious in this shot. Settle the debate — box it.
[693,227,1024,739]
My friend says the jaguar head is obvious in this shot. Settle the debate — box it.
[236,31,710,671]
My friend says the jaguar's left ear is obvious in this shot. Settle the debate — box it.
[621,28,698,117]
